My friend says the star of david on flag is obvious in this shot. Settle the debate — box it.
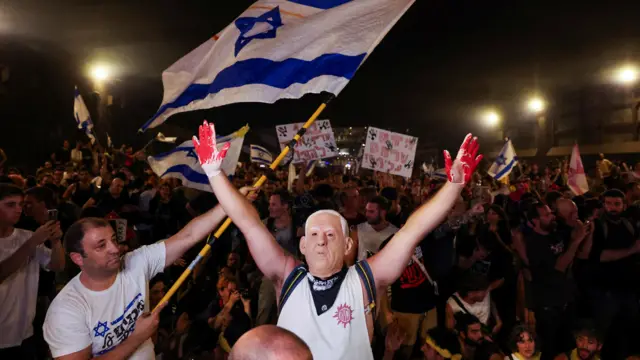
[488,139,518,181]
[250,144,273,166]
[140,0,416,131]
[235,7,283,56]
[148,126,248,192]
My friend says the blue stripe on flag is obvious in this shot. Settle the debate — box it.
[153,146,195,159]
[494,158,517,180]
[252,157,272,164]
[287,0,352,9]
[142,53,366,131]
[161,165,209,185]
[251,145,269,153]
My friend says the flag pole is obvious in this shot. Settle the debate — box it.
[154,95,334,311]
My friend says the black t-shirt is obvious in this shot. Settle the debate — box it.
[380,236,438,313]
[80,148,93,168]
[525,231,575,307]
[71,182,96,207]
[55,147,71,164]
[342,212,366,231]
[387,209,409,228]
[590,218,637,292]
[92,190,132,215]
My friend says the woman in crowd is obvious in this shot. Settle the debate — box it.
[506,325,540,360]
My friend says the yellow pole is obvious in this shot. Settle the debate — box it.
[154,99,331,311]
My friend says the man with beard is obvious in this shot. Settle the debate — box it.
[589,189,640,358]
[43,196,236,359]
[525,202,589,360]
[452,313,501,360]
[193,121,482,360]
[554,320,603,360]
[354,196,399,260]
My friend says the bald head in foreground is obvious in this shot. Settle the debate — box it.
[229,325,312,360]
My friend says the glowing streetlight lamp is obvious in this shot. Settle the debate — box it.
[90,65,110,82]
[527,97,546,114]
[482,110,501,128]
[614,65,638,85]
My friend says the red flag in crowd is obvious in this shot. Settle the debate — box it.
[568,144,589,195]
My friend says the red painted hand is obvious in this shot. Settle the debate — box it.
[444,133,483,184]
[192,120,230,177]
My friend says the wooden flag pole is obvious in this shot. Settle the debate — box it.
[154,96,333,311]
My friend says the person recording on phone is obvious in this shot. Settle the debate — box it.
[0,184,64,359]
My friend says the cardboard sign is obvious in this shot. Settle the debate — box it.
[275,120,338,164]
[362,127,418,178]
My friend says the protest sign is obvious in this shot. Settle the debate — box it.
[362,127,418,178]
[275,120,338,164]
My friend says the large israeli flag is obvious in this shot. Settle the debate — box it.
[147,126,248,192]
[488,140,518,181]
[74,87,96,144]
[250,144,273,165]
[140,0,415,131]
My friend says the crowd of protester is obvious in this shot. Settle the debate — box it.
[2,137,640,359]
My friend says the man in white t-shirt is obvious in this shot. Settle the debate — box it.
[354,196,398,261]
[0,184,65,358]
[192,121,483,359]
[43,193,235,359]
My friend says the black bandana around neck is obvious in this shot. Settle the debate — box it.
[307,266,348,316]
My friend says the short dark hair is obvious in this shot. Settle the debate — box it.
[0,183,23,202]
[573,318,603,343]
[25,186,56,209]
[271,188,292,208]
[380,187,398,201]
[602,189,625,199]
[544,191,563,209]
[454,312,481,335]
[313,183,334,199]
[457,274,489,298]
[64,217,110,256]
[524,201,547,221]
[368,196,390,212]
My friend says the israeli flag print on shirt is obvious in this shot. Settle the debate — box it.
[140,0,416,131]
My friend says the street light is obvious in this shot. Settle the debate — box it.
[527,97,546,114]
[614,65,638,85]
[90,64,110,82]
[482,110,500,128]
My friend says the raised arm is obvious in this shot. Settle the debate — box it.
[0,222,58,283]
[163,203,226,267]
[193,121,298,286]
[369,134,482,289]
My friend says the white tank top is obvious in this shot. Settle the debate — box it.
[356,222,398,261]
[447,292,491,325]
[277,266,373,360]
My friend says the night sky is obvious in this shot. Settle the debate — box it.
[2,1,640,167]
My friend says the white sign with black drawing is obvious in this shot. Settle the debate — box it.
[362,127,418,178]
[275,120,338,164]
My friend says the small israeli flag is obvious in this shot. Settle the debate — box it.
[74,87,95,144]
[488,139,518,181]
[250,145,273,166]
